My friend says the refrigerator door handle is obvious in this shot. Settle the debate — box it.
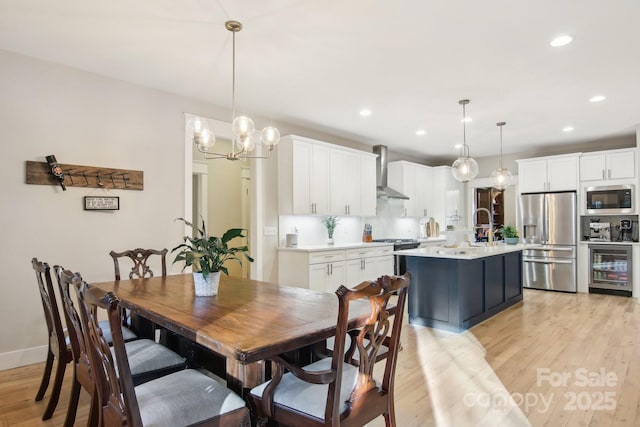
[535,246,574,251]
[542,195,549,243]
[523,258,574,264]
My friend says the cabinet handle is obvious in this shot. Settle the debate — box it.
[602,169,605,179]
[330,263,333,275]
[345,205,348,215]
[348,205,351,215]
[608,169,611,179]
[404,208,407,217]
[326,264,330,275]
[424,209,427,217]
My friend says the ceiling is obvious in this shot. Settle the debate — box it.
[2,0,640,162]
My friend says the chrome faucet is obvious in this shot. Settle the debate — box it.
[473,208,494,246]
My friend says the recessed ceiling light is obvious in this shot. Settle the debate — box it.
[415,129,426,136]
[550,34,573,47]
[589,95,606,103]
[563,126,574,132]
[359,109,372,117]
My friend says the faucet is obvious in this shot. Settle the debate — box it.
[473,208,494,246]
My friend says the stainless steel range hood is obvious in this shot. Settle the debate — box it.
[373,145,409,199]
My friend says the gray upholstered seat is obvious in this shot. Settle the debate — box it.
[110,338,186,377]
[250,358,362,421]
[136,369,247,427]
[99,320,137,343]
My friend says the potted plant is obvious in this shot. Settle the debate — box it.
[322,216,339,245]
[501,225,520,245]
[172,218,254,296]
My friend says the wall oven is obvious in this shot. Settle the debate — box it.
[585,185,634,214]
[589,244,632,296]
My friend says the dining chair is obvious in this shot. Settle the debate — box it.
[78,280,250,427]
[109,248,168,340]
[55,267,189,427]
[31,258,73,421]
[109,248,167,280]
[250,273,411,427]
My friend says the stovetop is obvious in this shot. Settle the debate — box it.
[372,238,419,243]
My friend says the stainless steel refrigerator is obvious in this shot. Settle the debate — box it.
[519,191,577,292]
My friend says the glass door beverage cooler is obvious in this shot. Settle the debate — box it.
[589,244,633,296]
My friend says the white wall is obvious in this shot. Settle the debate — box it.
[0,50,378,369]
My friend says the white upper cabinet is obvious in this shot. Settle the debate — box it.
[278,135,376,216]
[279,137,330,215]
[387,161,432,217]
[517,154,579,193]
[580,149,636,181]
[431,166,464,227]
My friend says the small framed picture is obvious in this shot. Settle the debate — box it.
[84,196,120,211]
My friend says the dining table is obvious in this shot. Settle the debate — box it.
[91,273,376,396]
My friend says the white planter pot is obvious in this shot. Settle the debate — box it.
[192,271,221,296]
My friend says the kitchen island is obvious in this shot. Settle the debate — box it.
[395,245,523,332]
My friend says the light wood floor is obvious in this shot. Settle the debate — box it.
[2,289,640,426]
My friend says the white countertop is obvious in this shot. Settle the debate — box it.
[394,244,524,260]
[278,241,394,252]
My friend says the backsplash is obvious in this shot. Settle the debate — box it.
[278,199,427,247]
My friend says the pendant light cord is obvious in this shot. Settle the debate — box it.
[231,29,236,124]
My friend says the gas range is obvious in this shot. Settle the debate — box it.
[372,239,420,250]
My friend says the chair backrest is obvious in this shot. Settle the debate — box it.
[76,280,142,426]
[31,258,67,358]
[328,273,410,425]
[109,248,167,280]
[54,266,94,390]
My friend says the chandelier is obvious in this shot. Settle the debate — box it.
[190,21,280,160]
[451,99,479,182]
[490,121,513,190]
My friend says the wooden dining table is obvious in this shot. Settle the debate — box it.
[91,273,375,395]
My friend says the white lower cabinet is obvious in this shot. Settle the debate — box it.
[278,245,394,293]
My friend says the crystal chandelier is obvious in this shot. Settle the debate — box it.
[190,21,280,160]
[451,99,479,182]
[490,121,513,190]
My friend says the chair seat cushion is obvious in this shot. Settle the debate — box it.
[110,339,186,377]
[135,369,246,427]
[250,358,362,421]
[99,320,137,344]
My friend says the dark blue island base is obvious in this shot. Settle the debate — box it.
[404,250,523,332]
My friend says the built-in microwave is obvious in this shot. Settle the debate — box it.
[585,184,634,214]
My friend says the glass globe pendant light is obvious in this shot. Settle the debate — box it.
[191,20,280,160]
[451,99,479,182]
[490,121,513,190]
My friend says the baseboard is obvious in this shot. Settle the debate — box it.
[0,345,47,371]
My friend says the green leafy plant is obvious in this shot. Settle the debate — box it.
[501,225,520,238]
[321,216,339,238]
[172,218,254,278]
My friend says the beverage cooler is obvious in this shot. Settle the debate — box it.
[589,244,633,296]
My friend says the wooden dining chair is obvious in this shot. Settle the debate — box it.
[251,273,410,427]
[77,280,250,427]
[55,267,189,427]
[109,248,168,340]
[109,248,167,280]
[31,258,73,421]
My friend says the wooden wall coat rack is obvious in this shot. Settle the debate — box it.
[26,161,144,191]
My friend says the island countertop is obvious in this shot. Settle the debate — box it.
[394,244,524,260]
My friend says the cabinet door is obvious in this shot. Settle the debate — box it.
[345,259,363,287]
[414,166,433,217]
[607,151,635,180]
[518,159,547,193]
[330,150,360,216]
[309,263,329,292]
[310,145,331,215]
[373,255,395,278]
[580,154,606,181]
[292,141,312,214]
[327,262,345,293]
[359,155,377,217]
[547,157,578,191]
[388,162,416,216]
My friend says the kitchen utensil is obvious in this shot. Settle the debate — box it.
[426,218,440,237]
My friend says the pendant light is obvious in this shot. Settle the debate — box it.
[490,121,513,190]
[190,21,280,161]
[451,99,479,182]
